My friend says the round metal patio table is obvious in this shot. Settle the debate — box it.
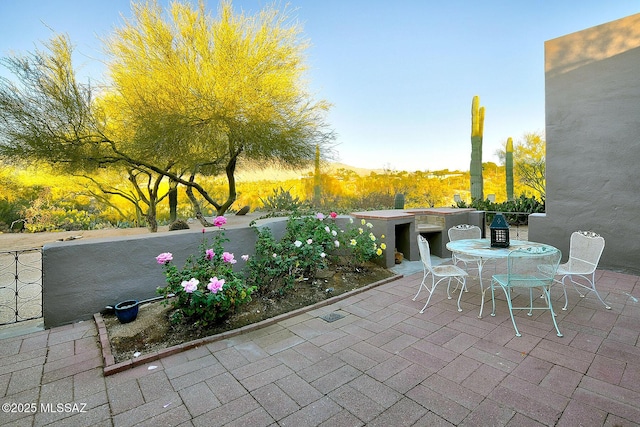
[446,238,559,318]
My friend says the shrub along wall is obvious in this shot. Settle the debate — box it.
[42,218,290,328]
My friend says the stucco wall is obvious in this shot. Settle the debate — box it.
[42,218,288,328]
[529,13,640,274]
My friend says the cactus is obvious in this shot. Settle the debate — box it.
[470,95,485,201]
[394,193,405,209]
[505,137,514,200]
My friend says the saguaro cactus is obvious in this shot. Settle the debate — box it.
[505,137,514,200]
[394,193,405,209]
[470,95,485,201]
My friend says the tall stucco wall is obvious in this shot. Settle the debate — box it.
[42,218,289,328]
[529,13,640,274]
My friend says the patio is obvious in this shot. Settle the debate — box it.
[0,259,638,426]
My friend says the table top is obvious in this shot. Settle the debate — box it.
[446,238,558,259]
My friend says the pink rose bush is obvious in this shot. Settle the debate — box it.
[156,225,255,326]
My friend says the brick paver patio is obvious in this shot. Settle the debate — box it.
[1,267,639,426]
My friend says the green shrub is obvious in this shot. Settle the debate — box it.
[245,212,386,297]
[259,186,304,213]
[169,219,190,231]
[455,194,544,225]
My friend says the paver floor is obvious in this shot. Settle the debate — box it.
[1,266,639,426]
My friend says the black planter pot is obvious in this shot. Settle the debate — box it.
[115,300,139,324]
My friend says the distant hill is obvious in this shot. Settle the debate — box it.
[234,162,388,182]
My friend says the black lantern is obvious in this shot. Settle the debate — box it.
[490,213,510,248]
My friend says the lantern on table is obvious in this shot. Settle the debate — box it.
[490,213,510,248]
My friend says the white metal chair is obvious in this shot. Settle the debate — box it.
[555,231,609,310]
[413,235,468,313]
[447,224,482,272]
[490,246,563,337]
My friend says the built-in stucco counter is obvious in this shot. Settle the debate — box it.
[351,208,483,268]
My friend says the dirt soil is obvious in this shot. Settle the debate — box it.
[102,263,395,363]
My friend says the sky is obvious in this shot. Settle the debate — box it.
[0,1,638,172]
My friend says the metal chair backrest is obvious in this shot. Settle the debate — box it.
[417,235,433,270]
[568,231,605,274]
[448,224,481,242]
[507,246,562,288]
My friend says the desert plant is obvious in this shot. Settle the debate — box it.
[506,137,514,200]
[456,195,544,225]
[169,219,190,231]
[259,187,303,213]
[394,193,405,209]
[470,95,485,201]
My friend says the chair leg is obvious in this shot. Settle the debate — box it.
[586,272,611,310]
[418,275,440,313]
[413,270,429,301]
[542,286,563,337]
[560,276,570,310]
[419,278,439,314]
[499,285,521,337]
[456,277,466,312]
[563,274,611,310]
[447,274,467,297]
[478,286,486,319]
[489,279,497,317]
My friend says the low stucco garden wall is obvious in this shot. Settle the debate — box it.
[42,209,486,328]
[42,217,289,328]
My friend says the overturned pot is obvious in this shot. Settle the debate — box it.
[114,300,139,324]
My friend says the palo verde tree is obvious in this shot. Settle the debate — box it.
[496,131,546,200]
[0,0,333,230]
[513,132,546,200]
[104,0,334,222]
[0,33,174,231]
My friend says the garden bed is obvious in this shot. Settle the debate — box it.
[96,263,399,375]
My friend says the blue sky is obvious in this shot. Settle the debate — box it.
[0,1,638,172]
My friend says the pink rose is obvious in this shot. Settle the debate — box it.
[181,278,199,293]
[205,249,215,260]
[155,252,173,264]
[330,212,338,218]
[207,277,225,293]
[222,252,237,264]
[213,216,227,227]
[316,212,325,220]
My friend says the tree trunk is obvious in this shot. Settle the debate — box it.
[146,195,158,232]
[186,183,213,227]
[169,179,178,222]
[218,154,238,215]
